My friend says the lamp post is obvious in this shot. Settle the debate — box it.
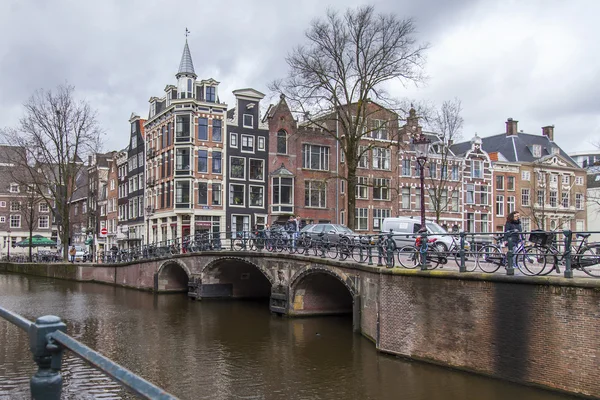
[413,134,431,231]
[145,205,154,246]
[7,229,11,262]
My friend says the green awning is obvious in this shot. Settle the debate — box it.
[16,235,57,247]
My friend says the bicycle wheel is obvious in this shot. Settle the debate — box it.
[578,245,600,277]
[351,245,367,263]
[326,244,338,259]
[477,245,503,273]
[453,249,478,272]
[233,238,245,251]
[522,246,551,276]
[397,245,418,269]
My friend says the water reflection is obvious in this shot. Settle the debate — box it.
[0,273,577,400]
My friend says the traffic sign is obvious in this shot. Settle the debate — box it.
[100,227,108,236]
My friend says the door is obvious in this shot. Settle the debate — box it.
[231,215,250,238]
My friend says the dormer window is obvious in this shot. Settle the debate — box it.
[243,114,253,128]
[167,91,172,106]
[150,102,156,117]
[532,144,542,157]
[206,86,216,102]
[551,147,560,155]
[9,183,19,193]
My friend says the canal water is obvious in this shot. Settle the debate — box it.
[0,273,577,400]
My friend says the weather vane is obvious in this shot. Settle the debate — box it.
[185,28,190,38]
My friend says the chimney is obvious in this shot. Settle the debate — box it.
[542,125,554,141]
[447,139,454,146]
[506,118,518,136]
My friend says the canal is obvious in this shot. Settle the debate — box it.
[0,273,577,400]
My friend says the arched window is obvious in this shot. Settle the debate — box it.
[277,130,287,154]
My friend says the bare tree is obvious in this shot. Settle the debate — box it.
[21,185,44,262]
[1,84,103,260]
[270,6,428,229]
[422,99,464,224]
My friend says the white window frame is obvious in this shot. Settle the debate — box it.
[522,171,531,181]
[357,146,369,169]
[229,183,246,207]
[0,201,5,208]
[257,136,265,151]
[507,196,516,214]
[241,134,255,153]
[373,208,391,231]
[10,201,20,212]
[471,161,482,178]
[38,215,49,229]
[248,185,264,208]
[248,158,265,182]
[0,216,4,223]
[229,156,246,181]
[372,148,391,170]
[373,178,390,201]
[304,180,327,208]
[549,190,558,208]
[521,188,530,207]
[10,214,21,228]
[340,179,345,194]
[230,133,238,148]
[356,176,368,199]
[576,193,584,209]
[355,208,368,231]
[495,195,504,217]
[576,176,584,185]
[243,114,253,128]
[9,183,19,193]
[302,144,330,171]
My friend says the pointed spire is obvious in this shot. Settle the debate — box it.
[177,33,196,78]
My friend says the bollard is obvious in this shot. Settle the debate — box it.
[505,236,515,276]
[459,232,466,273]
[29,315,66,400]
[563,230,573,278]
[386,230,394,268]
[367,236,373,265]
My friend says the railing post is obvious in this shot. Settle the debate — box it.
[459,232,466,273]
[563,229,573,278]
[386,230,394,268]
[29,315,67,400]
[506,236,515,276]
[367,235,373,265]
[376,235,383,267]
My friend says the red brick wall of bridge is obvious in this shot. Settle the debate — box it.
[377,275,600,398]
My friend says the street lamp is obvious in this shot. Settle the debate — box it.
[413,134,431,231]
[7,229,11,262]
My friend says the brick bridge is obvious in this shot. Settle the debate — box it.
[1,252,599,398]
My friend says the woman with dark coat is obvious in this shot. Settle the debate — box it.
[504,211,522,249]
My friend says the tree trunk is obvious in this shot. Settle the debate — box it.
[346,167,357,230]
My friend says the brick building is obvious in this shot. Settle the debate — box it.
[144,38,227,243]
[105,155,119,250]
[68,170,88,247]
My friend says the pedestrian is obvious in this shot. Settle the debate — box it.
[503,211,522,267]
[69,245,76,263]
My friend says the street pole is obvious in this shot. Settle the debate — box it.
[418,158,426,230]
[7,229,11,262]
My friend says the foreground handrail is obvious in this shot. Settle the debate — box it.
[0,306,178,400]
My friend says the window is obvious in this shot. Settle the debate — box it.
[496,195,504,216]
[198,117,208,140]
[532,144,541,157]
[37,216,49,229]
[212,183,222,206]
[576,193,584,209]
[440,165,448,180]
[401,187,410,209]
[372,148,390,170]
[40,203,50,212]
[193,149,207,173]
[277,130,287,154]
[110,180,115,191]
[467,213,475,233]
[302,144,330,171]
[373,178,390,200]
[451,191,459,212]
[340,150,345,163]
[340,211,345,226]
[415,188,421,210]
[479,185,488,205]
[175,181,190,208]
[576,220,585,232]
[521,189,530,206]
[507,176,515,191]
[356,176,368,199]
[562,175,570,185]
[175,115,191,141]
[175,148,191,174]
[249,159,264,181]
[537,190,545,206]
[522,170,531,181]
[138,152,144,167]
[355,208,368,231]
[243,114,253,128]
[371,120,388,140]
[230,157,245,179]
[230,133,238,148]
[521,217,531,233]
[212,119,222,142]
[10,184,19,193]
[131,134,137,149]
[206,86,216,102]
[550,174,558,184]
[373,208,391,231]
[507,196,516,214]
[496,175,504,190]
[401,159,411,176]
[428,161,437,178]
[10,201,20,212]
[258,137,265,151]
[0,201,5,207]
[481,214,489,233]
[537,172,546,184]
[340,180,345,194]
[272,177,293,206]
[249,186,264,207]
[576,176,584,185]
[451,165,459,181]
[357,146,369,169]
[10,215,20,228]
[241,135,254,152]
[304,181,326,208]
[561,192,569,208]
[229,184,245,206]
[471,160,482,178]
[549,191,557,207]
[0,216,4,223]
[198,182,208,205]
[466,184,474,204]
[212,151,222,174]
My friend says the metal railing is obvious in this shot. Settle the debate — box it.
[86,229,600,279]
[0,306,178,400]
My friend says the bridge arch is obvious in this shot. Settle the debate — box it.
[289,265,357,317]
[155,259,191,292]
[199,256,274,299]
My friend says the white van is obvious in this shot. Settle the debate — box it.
[381,216,461,251]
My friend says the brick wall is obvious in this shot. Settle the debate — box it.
[377,274,600,397]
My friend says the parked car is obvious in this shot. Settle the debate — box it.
[73,246,86,262]
[301,223,355,244]
[381,217,469,252]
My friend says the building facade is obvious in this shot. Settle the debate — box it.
[225,89,269,234]
[116,150,129,248]
[126,114,146,247]
[144,39,227,243]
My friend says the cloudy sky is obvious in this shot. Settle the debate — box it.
[0,0,598,153]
